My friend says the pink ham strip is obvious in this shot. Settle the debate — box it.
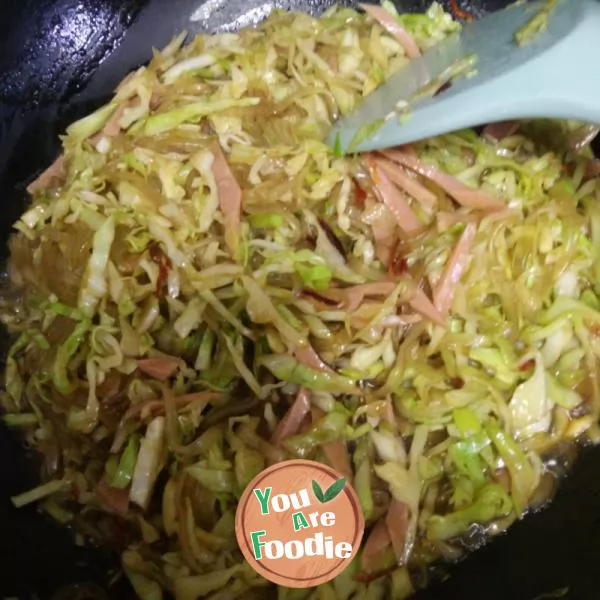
[382,313,423,327]
[483,120,520,141]
[96,476,130,518]
[349,305,422,330]
[371,165,423,234]
[361,519,392,572]
[400,144,417,157]
[360,4,420,59]
[349,301,389,329]
[211,143,241,257]
[89,97,145,145]
[294,345,335,374]
[271,388,312,447]
[321,280,445,327]
[322,440,353,482]
[367,200,398,265]
[482,208,518,224]
[327,281,397,312]
[376,157,437,212]
[386,499,410,562]
[436,210,479,232]
[102,102,131,137]
[123,392,218,423]
[27,156,66,194]
[433,222,477,314]
[137,357,180,380]
[409,286,446,327]
[111,392,220,453]
[382,149,506,211]
[311,406,353,482]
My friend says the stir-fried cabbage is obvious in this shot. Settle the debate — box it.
[2,2,600,599]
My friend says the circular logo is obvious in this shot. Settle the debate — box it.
[235,459,364,588]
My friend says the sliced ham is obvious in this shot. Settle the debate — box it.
[348,304,422,329]
[381,313,423,327]
[27,156,66,194]
[400,144,417,157]
[322,440,353,482]
[381,150,505,211]
[481,208,517,224]
[348,301,388,329]
[366,199,398,264]
[313,405,353,480]
[433,222,477,314]
[409,286,446,327]
[96,476,130,518]
[494,468,512,493]
[271,388,312,446]
[123,391,218,422]
[483,120,520,141]
[310,407,353,482]
[386,499,410,562]
[360,518,392,573]
[88,97,142,146]
[326,281,397,312]
[360,4,420,59]
[320,280,444,327]
[137,357,180,380]
[370,164,423,234]
[211,143,241,258]
[102,102,131,137]
[376,157,437,212]
[111,391,219,453]
[294,345,334,374]
[436,210,479,232]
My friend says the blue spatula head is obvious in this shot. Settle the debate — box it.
[326,0,600,154]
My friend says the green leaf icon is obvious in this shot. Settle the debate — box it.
[312,480,325,503]
[323,477,346,502]
[312,477,347,503]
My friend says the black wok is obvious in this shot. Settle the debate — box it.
[1,0,600,598]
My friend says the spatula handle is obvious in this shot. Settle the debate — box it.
[355,0,600,152]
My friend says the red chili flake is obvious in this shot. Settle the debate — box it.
[450,0,474,20]
[388,239,410,276]
[148,241,172,296]
[354,184,367,207]
[449,377,464,389]
[388,251,408,276]
[518,359,535,372]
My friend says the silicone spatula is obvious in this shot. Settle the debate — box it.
[326,0,600,154]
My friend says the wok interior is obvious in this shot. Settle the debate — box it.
[3,1,600,600]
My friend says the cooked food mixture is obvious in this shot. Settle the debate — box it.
[3,3,600,599]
